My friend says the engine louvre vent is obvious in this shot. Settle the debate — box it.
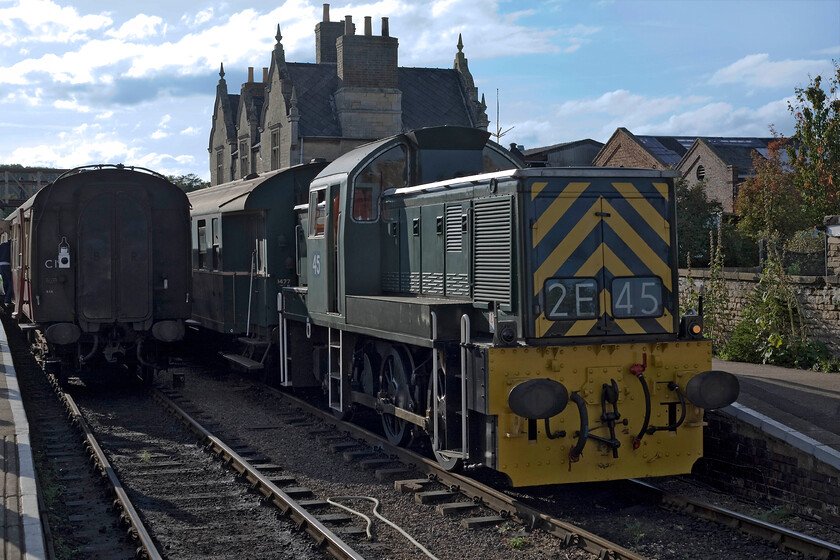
[473,197,512,305]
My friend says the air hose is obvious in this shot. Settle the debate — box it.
[326,496,439,560]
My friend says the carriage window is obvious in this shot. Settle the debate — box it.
[352,145,406,222]
[197,219,208,269]
[211,218,220,269]
[309,189,327,237]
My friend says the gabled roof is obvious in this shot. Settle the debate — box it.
[634,135,696,167]
[399,67,474,130]
[286,63,341,137]
[701,137,778,174]
[281,63,475,138]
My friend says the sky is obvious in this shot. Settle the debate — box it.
[1,0,838,181]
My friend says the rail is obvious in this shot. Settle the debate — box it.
[630,479,840,560]
[151,388,365,560]
[265,383,649,560]
[52,377,162,559]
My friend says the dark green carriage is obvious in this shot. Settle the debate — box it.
[188,163,326,342]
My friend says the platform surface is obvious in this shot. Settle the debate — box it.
[0,321,45,560]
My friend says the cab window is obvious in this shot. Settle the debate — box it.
[309,188,327,237]
[352,145,406,222]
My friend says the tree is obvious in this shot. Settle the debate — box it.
[167,173,209,193]
[676,178,722,267]
[787,64,840,225]
[736,137,804,243]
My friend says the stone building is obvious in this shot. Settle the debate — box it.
[209,4,489,186]
[593,127,776,214]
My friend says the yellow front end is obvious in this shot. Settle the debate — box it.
[489,340,712,487]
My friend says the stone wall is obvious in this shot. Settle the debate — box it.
[680,268,840,358]
[696,410,840,527]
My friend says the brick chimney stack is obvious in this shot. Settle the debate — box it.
[247,66,254,82]
[314,3,347,63]
[336,13,398,88]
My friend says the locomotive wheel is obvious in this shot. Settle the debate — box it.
[379,345,413,446]
[428,352,463,472]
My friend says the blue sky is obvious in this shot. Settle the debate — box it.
[1,0,838,180]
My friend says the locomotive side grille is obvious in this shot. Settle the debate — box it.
[423,272,444,295]
[474,197,512,305]
[446,273,469,296]
[445,205,463,252]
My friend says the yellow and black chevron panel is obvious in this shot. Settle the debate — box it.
[530,178,676,338]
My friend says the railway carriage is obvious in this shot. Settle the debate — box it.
[6,164,191,385]
[276,126,738,487]
[187,162,327,371]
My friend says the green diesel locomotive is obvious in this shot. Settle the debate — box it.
[220,126,738,486]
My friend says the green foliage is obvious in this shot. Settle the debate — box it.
[787,63,840,226]
[736,136,805,244]
[721,251,827,368]
[676,178,722,267]
[507,536,530,550]
[704,224,730,350]
[167,173,209,192]
[719,218,759,267]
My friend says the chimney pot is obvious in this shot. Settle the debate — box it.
[381,17,389,37]
[262,67,268,82]
[364,16,372,36]
[248,67,254,82]
[323,3,329,22]
[344,15,353,35]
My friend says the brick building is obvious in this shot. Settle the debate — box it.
[209,4,489,186]
[593,127,776,214]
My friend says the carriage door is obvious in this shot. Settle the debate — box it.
[307,184,341,315]
[78,192,151,322]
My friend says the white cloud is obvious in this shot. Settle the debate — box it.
[96,110,114,120]
[5,127,137,168]
[709,54,834,89]
[814,45,840,55]
[182,8,214,28]
[0,0,112,45]
[181,126,201,135]
[106,14,165,40]
[151,130,169,139]
[53,96,91,113]
[1,39,140,84]
[508,91,796,151]
[159,114,172,126]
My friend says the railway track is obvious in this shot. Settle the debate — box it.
[160,360,840,560]
[70,384,347,560]
[6,317,153,559]
[263,387,840,560]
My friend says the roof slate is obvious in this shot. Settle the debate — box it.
[283,63,474,138]
[399,67,473,130]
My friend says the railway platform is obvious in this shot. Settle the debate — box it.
[0,321,45,560]
[715,358,840,470]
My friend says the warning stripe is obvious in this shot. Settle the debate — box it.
[533,197,600,296]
